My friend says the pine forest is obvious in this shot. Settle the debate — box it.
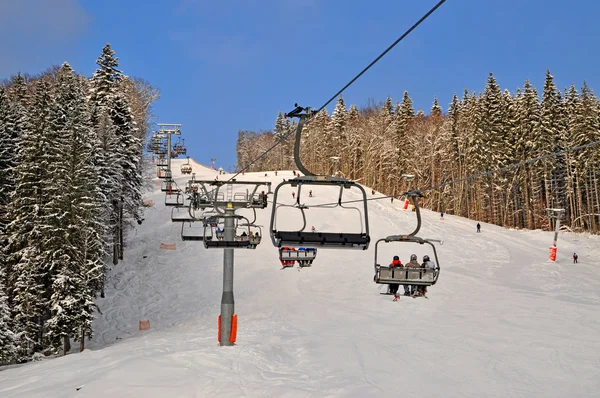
[0,44,159,363]
[236,71,600,234]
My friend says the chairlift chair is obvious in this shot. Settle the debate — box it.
[181,221,208,241]
[165,188,184,206]
[171,205,194,222]
[270,104,370,250]
[157,168,172,179]
[203,215,261,249]
[373,192,441,288]
[279,247,317,267]
[161,179,175,192]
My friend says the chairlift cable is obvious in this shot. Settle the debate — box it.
[215,0,448,184]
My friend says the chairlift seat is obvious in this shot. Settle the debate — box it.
[374,266,438,286]
[204,240,253,249]
[279,247,317,261]
[171,207,193,222]
[274,231,369,250]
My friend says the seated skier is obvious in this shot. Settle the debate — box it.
[388,255,403,295]
[405,254,421,296]
[417,255,436,296]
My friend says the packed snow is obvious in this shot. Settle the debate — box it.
[1,158,599,397]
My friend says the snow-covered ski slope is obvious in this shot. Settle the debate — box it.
[2,158,600,398]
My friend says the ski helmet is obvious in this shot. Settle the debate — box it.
[410,254,417,261]
[393,255,399,261]
[423,255,430,262]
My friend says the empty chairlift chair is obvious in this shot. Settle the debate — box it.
[181,221,206,241]
[165,188,184,206]
[270,104,370,250]
[171,205,194,222]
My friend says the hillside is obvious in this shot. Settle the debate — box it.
[1,158,599,397]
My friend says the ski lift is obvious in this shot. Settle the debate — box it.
[270,104,370,250]
[161,179,175,192]
[171,205,194,222]
[181,158,193,175]
[157,168,172,179]
[373,192,441,288]
[165,188,184,206]
[279,247,317,267]
[203,215,262,249]
[181,221,207,241]
[157,158,168,167]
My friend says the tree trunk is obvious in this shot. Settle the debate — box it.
[63,336,70,355]
[80,329,85,352]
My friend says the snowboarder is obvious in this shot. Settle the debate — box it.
[388,255,403,296]
[573,252,578,264]
[476,223,481,233]
[405,254,421,296]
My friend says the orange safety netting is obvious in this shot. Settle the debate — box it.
[160,243,177,250]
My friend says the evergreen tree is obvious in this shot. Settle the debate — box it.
[0,270,16,364]
[44,63,99,354]
[5,79,52,359]
[111,92,142,260]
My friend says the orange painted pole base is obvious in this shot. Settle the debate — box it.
[218,314,238,343]
[549,246,557,261]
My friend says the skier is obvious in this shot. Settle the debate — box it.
[311,225,316,232]
[405,254,421,296]
[309,190,313,197]
[391,196,394,203]
[275,171,278,176]
[476,222,481,233]
[372,189,375,195]
[292,191,296,199]
[440,212,444,220]
[418,255,436,296]
[388,255,403,296]
[573,252,578,264]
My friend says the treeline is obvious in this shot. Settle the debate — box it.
[236,70,600,233]
[0,44,159,364]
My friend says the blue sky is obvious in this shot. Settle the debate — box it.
[2,0,600,171]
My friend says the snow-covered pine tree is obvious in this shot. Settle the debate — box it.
[111,92,142,260]
[89,43,122,125]
[0,269,16,364]
[44,63,100,355]
[5,79,53,360]
[480,72,506,223]
[573,82,600,230]
[273,111,286,170]
[534,70,563,224]
[93,111,121,291]
[89,43,124,266]
[331,96,348,176]
[347,104,362,180]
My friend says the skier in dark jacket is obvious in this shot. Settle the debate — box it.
[477,223,481,233]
